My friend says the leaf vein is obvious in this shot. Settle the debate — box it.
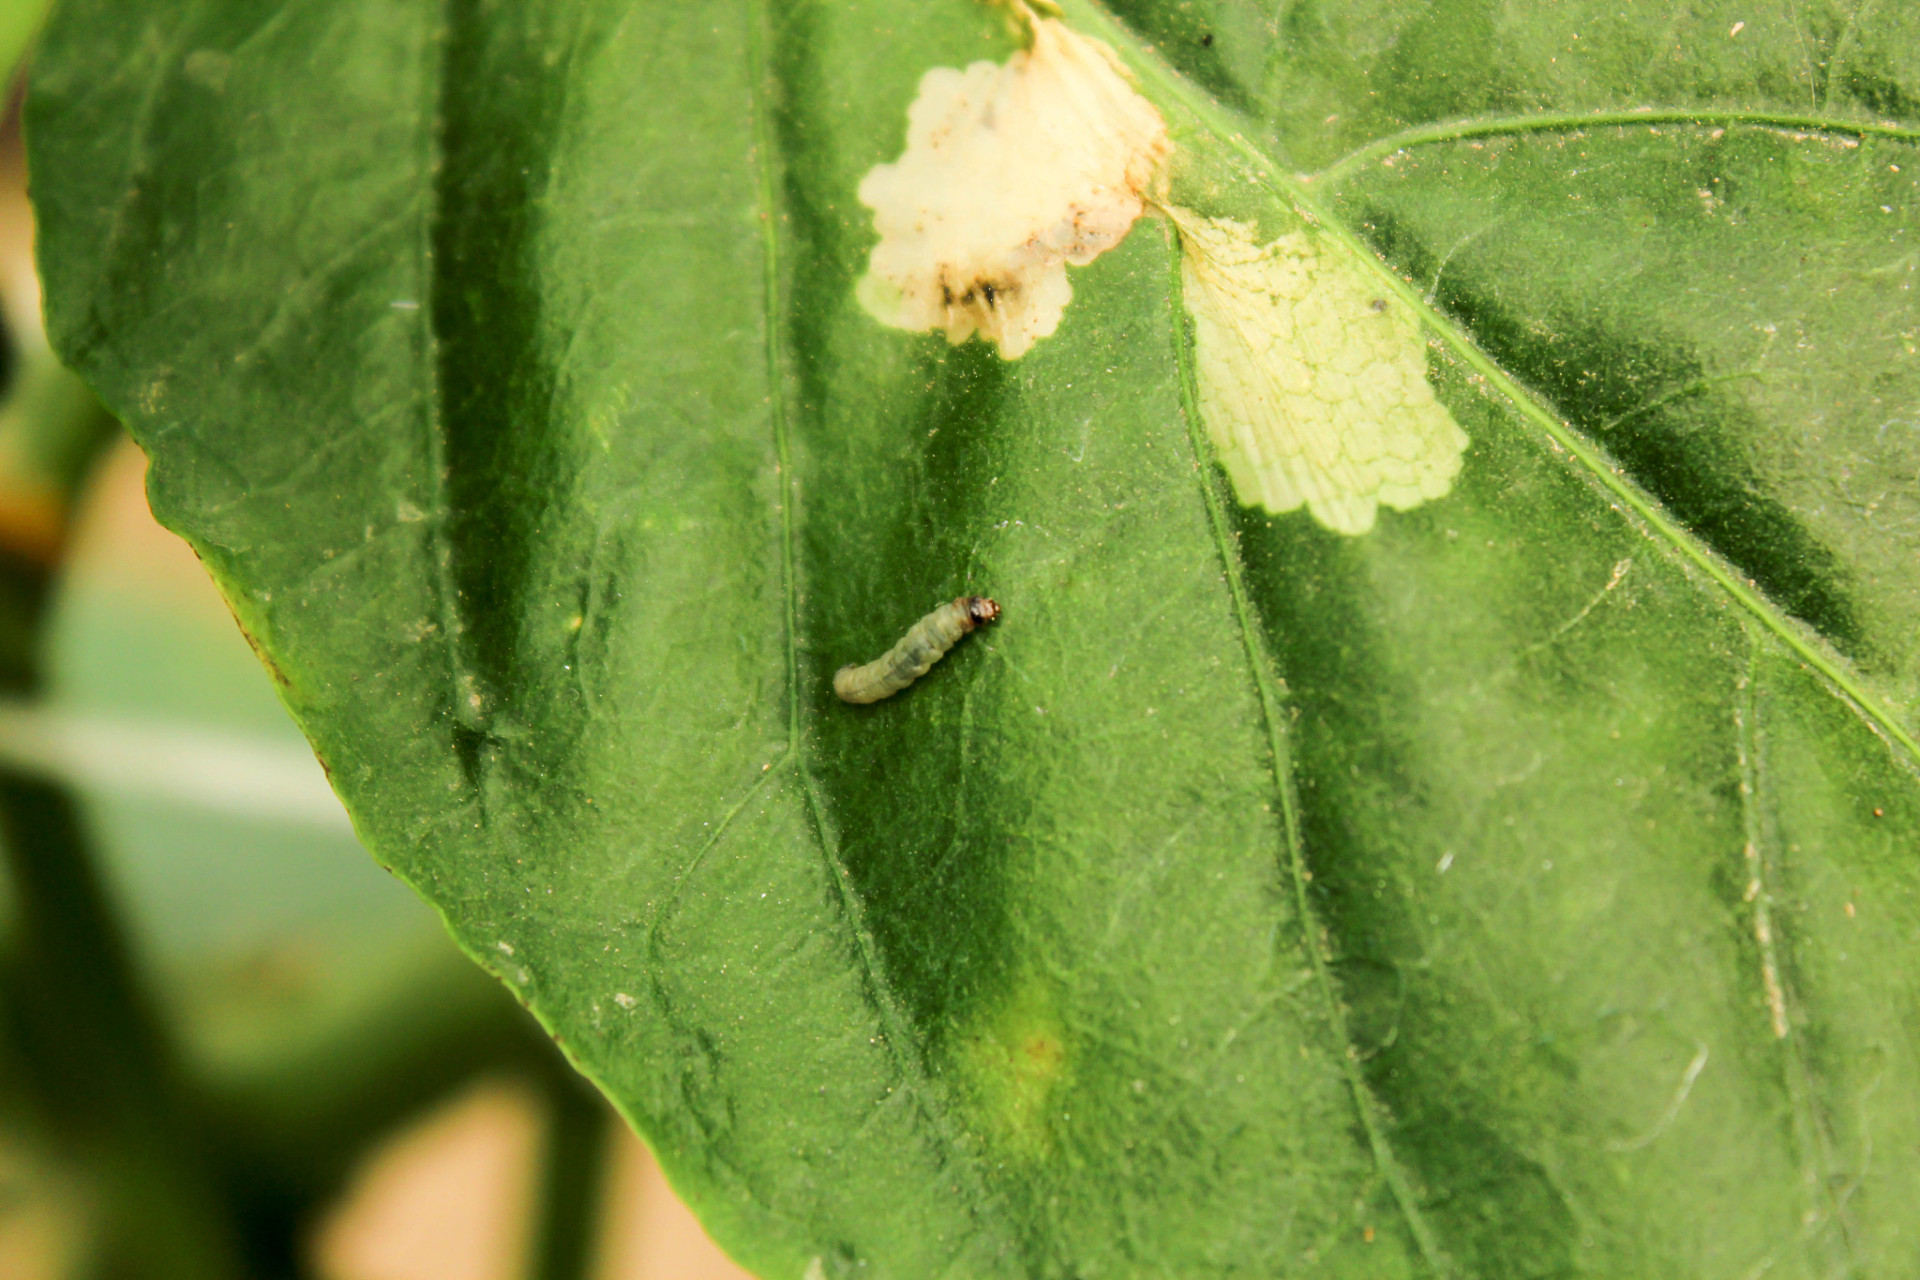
[746,2,1003,1263]
[423,0,492,779]
[1159,219,1454,1278]
[641,754,793,961]
[1313,107,1920,191]
[1735,633,1860,1274]
[1074,0,1920,766]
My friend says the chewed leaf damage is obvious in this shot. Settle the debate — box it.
[1173,211,1469,535]
[855,5,1168,359]
[856,12,1464,534]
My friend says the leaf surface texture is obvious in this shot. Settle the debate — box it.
[27,0,1920,1275]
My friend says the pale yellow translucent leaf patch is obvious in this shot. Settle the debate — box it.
[1174,211,1468,535]
[856,10,1168,359]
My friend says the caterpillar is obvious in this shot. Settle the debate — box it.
[834,597,1000,704]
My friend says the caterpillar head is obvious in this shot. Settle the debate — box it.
[959,597,1001,630]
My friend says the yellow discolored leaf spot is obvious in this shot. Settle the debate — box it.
[951,973,1070,1159]
[856,7,1168,359]
[1173,211,1469,535]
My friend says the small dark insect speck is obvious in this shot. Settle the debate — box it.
[1200,32,1214,46]
[1369,298,1388,312]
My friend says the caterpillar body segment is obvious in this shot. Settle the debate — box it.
[833,597,1000,704]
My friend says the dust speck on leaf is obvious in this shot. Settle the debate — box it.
[856,5,1168,358]
[1171,210,1469,534]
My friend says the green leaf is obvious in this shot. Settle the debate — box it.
[0,0,51,87]
[27,0,1920,1275]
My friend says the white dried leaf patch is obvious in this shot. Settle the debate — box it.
[1175,212,1469,534]
[856,12,1168,358]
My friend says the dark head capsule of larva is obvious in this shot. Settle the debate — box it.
[960,596,1001,630]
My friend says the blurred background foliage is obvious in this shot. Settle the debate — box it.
[0,6,753,1275]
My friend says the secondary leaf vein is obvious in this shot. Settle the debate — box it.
[1313,108,1920,192]
[1072,0,1920,766]
[1160,219,1454,1278]
[744,1,1002,1257]
[1735,631,1860,1274]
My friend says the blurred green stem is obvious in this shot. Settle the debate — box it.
[527,1053,612,1280]
[0,360,246,1279]
[0,776,245,1280]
